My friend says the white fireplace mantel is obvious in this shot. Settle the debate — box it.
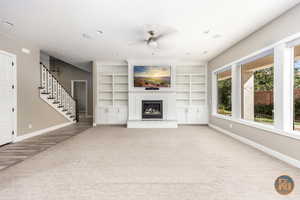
[127,60,178,128]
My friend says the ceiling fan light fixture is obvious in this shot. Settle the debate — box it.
[148,40,158,48]
[97,30,103,35]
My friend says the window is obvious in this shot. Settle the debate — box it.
[217,69,232,115]
[241,52,274,124]
[294,45,300,131]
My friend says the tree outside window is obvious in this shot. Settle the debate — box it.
[217,69,232,115]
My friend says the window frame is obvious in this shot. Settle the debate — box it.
[288,41,300,133]
[239,49,275,126]
[211,33,300,141]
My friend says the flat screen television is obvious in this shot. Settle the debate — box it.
[134,66,171,88]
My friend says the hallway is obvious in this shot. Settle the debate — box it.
[0,125,299,199]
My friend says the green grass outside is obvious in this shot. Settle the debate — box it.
[217,109,231,115]
[254,117,273,123]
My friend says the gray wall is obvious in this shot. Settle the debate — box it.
[0,34,68,136]
[50,58,93,116]
[208,4,300,161]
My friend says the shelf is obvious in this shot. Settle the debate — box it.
[191,98,206,101]
[176,91,189,93]
[115,98,128,101]
[176,98,189,101]
[191,82,205,85]
[100,90,113,93]
[100,74,128,76]
[115,90,128,92]
[191,90,206,93]
[101,82,113,84]
[176,82,189,84]
[177,73,205,76]
[99,98,112,101]
[115,82,128,85]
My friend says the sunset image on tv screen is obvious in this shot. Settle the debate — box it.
[134,66,171,88]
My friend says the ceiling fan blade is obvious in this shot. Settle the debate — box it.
[155,30,177,41]
[128,39,147,46]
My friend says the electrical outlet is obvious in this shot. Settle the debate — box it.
[28,124,32,129]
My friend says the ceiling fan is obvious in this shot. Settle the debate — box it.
[129,25,177,49]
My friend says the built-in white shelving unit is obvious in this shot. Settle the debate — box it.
[95,64,129,124]
[94,62,208,126]
[176,64,208,124]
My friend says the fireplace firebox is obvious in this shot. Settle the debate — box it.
[142,100,163,119]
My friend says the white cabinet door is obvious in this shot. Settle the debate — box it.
[188,106,208,124]
[177,107,188,124]
[0,53,14,145]
[97,106,128,124]
[115,106,128,124]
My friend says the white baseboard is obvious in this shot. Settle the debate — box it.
[208,123,300,169]
[14,122,74,143]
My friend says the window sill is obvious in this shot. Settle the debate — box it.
[212,114,300,141]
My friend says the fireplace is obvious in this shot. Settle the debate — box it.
[142,100,163,119]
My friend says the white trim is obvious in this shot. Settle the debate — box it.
[212,33,300,73]
[273,44,294,131]
[231,64,241,119]
[237,49,274,65]
[287,37,300,47]
[14,122,74,142]
[208,123,300,168]
[0,50,17,143]
[71,80,88,117]
[212,114,300,140]
[211,67,232,117]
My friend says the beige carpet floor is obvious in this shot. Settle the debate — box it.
[0,125,299,200]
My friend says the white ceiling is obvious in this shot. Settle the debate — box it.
[0,0,299,68]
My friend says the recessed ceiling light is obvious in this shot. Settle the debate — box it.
[21,48,30,54]
[203,30,210,34]
[82,33,92,39]
[213,34,222,39]
[97,30,103,35]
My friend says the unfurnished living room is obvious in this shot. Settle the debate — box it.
[1,0,300,199]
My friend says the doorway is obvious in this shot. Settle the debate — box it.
[71,80,88,118]
[0,50,16,145]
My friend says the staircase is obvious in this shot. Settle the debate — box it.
[39,64,77,122]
